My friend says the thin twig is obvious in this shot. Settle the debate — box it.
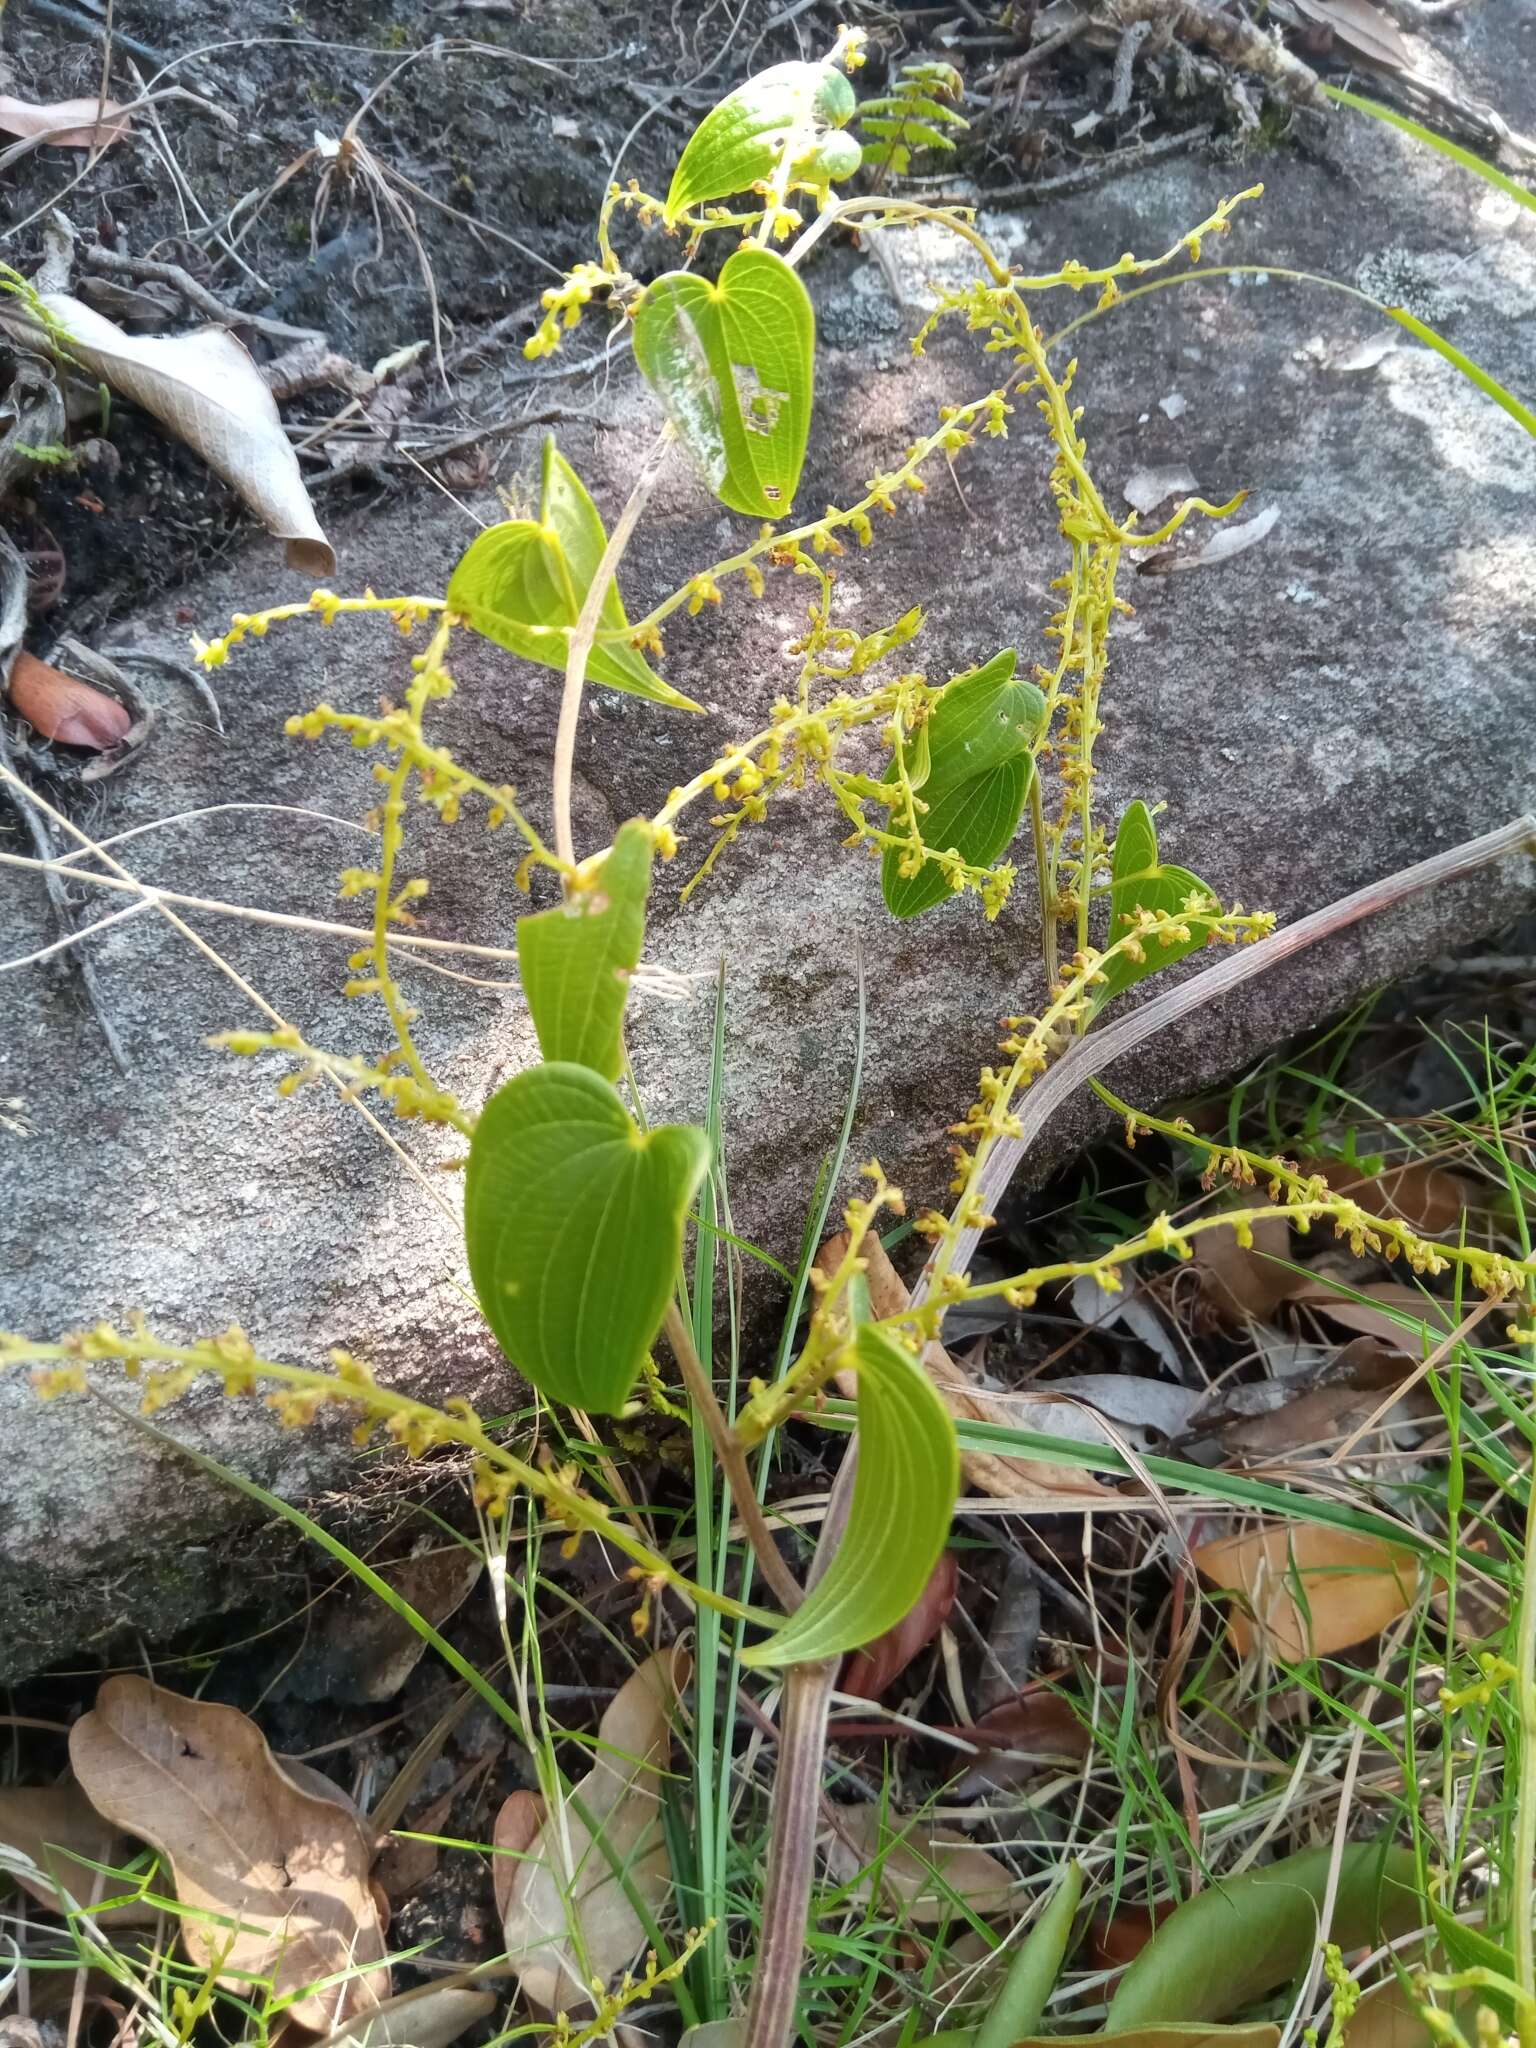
[78,244,322,342]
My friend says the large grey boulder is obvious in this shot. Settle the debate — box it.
[3,31,1535,1676]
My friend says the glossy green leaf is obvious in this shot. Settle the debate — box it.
[741,1325,958,1669]
[974,1859,1082,2048]
[465,1063,710,1415]
[665,60,857,223]
[1106,1843,1421,2028]
[1021,2028,1280,2048]
[1092,800,1216,1009]
[880,650,1044,920]
[517,821,653,1082]
[447,437,700,711]
[634,246,814,520]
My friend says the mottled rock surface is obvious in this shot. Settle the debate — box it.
[3,8,1535,1675]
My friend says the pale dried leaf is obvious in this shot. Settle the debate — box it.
[321,1986,497,2048]
[0,95,130,149]
[827,1806,1020,1923]
[503,1650,689,2009]
[680,2024,745,2048]
[1334,332,1401,373]
[1193,1523,1423,1659]
[1070,1274,1188,1382]
[1123,465,1198,515]
[1194,1212,1295,1323]
[1146,504,1279,575]
[819,1232,1111,1505]
[490,1790,546,1926]
[0,295,333,573]
[69,1676,389,2030]
[0,1778,154,1924]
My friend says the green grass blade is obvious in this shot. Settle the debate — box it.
[1323,86,1536,218]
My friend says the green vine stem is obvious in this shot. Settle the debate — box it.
[1,1325,772,1631]
[915,814,1536,1304]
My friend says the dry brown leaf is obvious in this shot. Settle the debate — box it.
[0,296,333,573]
[841,1551,958,1701]
[69,1676,389,2030]
[827,1806,1019,1923]
[320,1985,497,2048]
[374,1783,456,1907]
[1194,1211,1295,1323]
[1296,1158,1477,1238]
[279,1549,483,1705]
[948,1690,1092,1800]
[1287,1278,1453,1350]
[503,1648,689,2009]
[490,1789,546,1925]
[1084,1901,1175,1972]
[8,649,134,749]
[0,1777,155,1924]
[1290,0,1412,69]
[1215,1338,1428,1460]
[0,96,130,149]
[818,1232,1111,1505]
[1193,1523,1423,1659]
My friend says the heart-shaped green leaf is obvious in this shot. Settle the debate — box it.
[447,438,699,711]
[742,1325,958,1668]
[665,60,857,223]
[517,822,653,1082]
[634,246,814,520]
[880,650,1045,920]
[465,1063,710,1415]
[1092,801,1217,1010]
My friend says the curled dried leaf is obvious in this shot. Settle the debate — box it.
[8,649,133,749]
[503,1649,690,2009]
[69,1676,389,2031]
[0,95,130,149]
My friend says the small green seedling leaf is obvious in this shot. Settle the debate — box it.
[517,822,653,1082]
[447,437,699,711]
[665,60,858,223]
[742,1324,958,1668]
[1106,1843,1420,2028]
[858,61,969,179]
[974,1859,1083,2048]
[634,246,815,520]
[880,649,1045,920]
[1092,799,1217,1010]
[465,1063,710,1415]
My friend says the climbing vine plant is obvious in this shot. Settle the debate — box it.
[7,28,1536,2048]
